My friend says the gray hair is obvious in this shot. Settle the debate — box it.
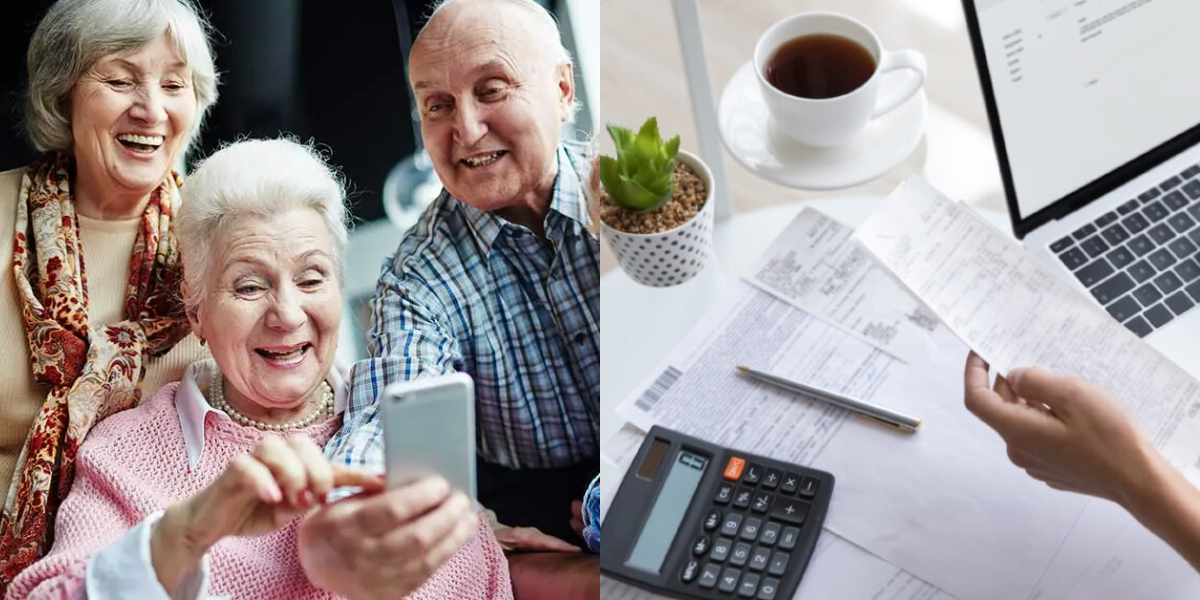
[421,0,580,122]
[177,138,349,314]
[24,0,220,153]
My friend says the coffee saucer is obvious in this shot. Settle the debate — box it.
[717,61,927,190]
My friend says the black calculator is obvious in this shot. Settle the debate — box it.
[602,425,834,600]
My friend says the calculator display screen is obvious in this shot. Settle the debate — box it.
[624,450,708,574]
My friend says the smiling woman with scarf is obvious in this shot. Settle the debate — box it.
[0,0,218,588]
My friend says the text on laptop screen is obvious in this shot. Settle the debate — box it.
[976,0,1200,220]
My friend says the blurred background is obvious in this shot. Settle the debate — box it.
[599,0,1007,273]
[0,0,598,359]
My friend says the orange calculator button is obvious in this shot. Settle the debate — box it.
[724,457,746,481]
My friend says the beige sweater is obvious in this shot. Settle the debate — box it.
[0,168,206,490]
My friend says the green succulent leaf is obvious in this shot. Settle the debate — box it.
[598,117,681,213]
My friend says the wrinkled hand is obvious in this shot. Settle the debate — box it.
[298,477,477,600]
[493,525,580,553]
[175,435,381,545]
[486,504,583,553]
[963,351,1158,506]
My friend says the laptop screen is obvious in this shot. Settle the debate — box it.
[969,0,1200,230]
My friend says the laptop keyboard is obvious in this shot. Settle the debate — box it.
[1052,163,1200,338]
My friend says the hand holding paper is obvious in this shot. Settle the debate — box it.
[963,352,1155,504]
[853,175,1200,597]
[964,351,1200,576]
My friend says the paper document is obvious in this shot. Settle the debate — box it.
[1027,496,1200,599]
[852,176,1200,479]
[600,422,954,600]
[746,207,936,361]
[614,280,1089,600]
[601,422,647,476]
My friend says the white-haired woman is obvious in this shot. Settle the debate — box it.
[8,139,513,599]
[0,0,218,584]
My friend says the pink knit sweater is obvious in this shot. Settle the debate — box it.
[7,382,513,599]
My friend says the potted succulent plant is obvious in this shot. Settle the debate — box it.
[594,117,715,287]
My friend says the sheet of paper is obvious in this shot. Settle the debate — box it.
[745,207,936,361]
[615,281,1089,600]
[1026,498,1200,600]
[852,175,1200,480]
[601,422,646,475]
[600,422,955,600]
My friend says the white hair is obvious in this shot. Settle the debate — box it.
[421,0,580,122]
[177,138,348,314]
[24,0,220,154]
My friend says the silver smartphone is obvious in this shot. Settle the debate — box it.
[381,372,476,498]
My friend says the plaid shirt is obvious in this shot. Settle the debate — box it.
[327,142,599,470]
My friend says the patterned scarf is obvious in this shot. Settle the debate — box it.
[0,152,189,586]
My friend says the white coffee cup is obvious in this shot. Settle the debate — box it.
[753,12,926,148]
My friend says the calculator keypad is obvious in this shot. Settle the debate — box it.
[749,547,770,571]
[740,518,761,541]
[761,468,781,489]
[751,492,771,514]
[719,568,740,593]
[769,498,809,525]
[779,526,799,550]
[742,463,763,484]
[758,578,780,600]
[703,509,721,531]
[720,514,742,537]
[710,538,731,562]
[681,560,700,583]
[738,573,760,597]
[798,476,819,499]
[730,543,751,567]
[714,482,734,505]
[780,472,800,494]
[759,522,779,546]
[733,487,753,509]
[768,553,789,577]
[683,455,827,600]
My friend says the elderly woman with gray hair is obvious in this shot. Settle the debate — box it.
[0,0,217,585]
[7,139,513,599]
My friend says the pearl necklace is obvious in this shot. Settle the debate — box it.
[209,372,334,431]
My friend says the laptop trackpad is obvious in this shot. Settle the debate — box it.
[1147,309,1200,379]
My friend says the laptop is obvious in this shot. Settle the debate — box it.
[962,0,1200,376]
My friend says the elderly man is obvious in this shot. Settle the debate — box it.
[328,0,598,562]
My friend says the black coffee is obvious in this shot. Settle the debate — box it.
[765,34,876,99]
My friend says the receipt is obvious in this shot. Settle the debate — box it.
[853,175,1200,479]
[746,207,937,361]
